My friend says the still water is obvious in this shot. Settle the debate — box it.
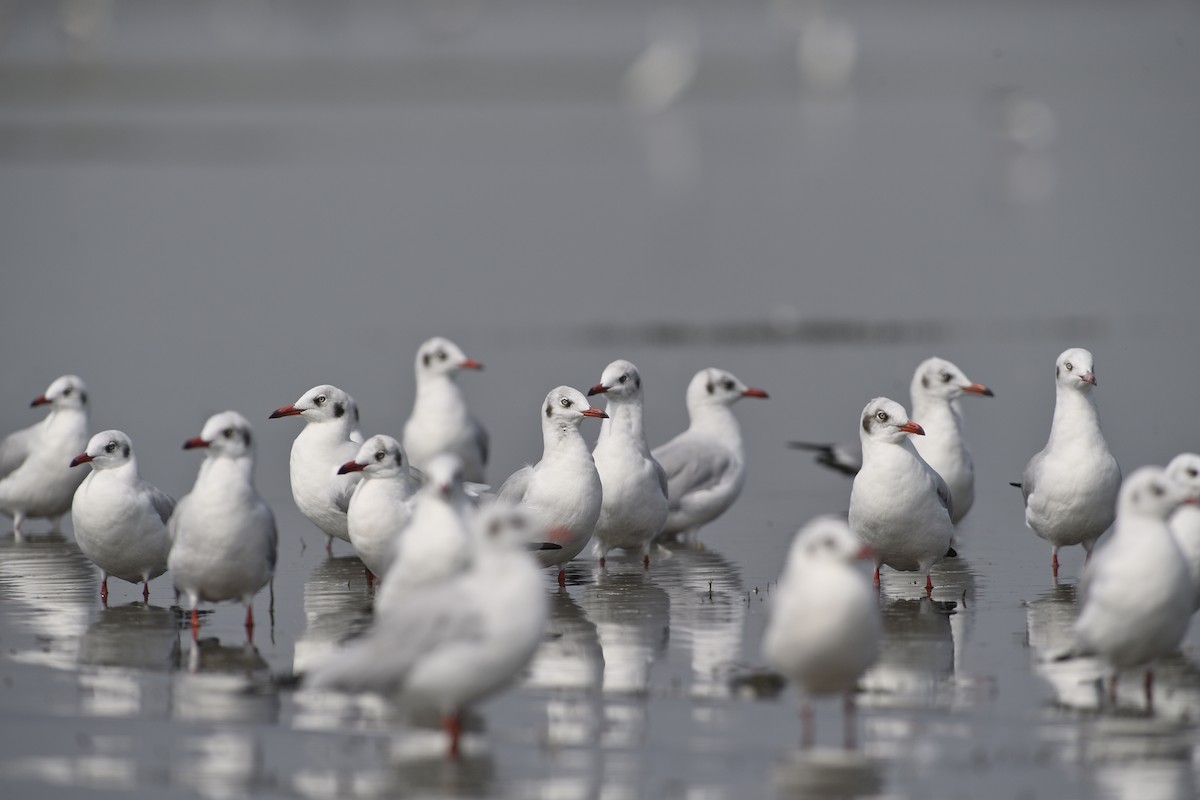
[2,1,1199,798]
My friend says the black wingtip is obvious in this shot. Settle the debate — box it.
[787,441,830,452]
[527,542,563,551]
[1009,482,1022,489]
[945,547,958,558]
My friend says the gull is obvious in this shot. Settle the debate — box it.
[168,411,277,639]
[339,434,418,582]
[270,384,362,553]
[1073,466,1195,707]
[587,359,669,567]
[789,357,993,525]
[762,515,882,748]
[1165,453,1200,610]
[652,368,768,543]
[0,375,90,537]
[69,430,174,604]
[497,386,606,586]
[1015,348,1121,577]
[848,397,954,595]
[403,337,489,484]
[373,454,474,617]
[307,502,548,759]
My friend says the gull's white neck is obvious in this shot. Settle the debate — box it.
[542,420,592,464]
[910,393,963,438]
[1048,385,1105,450]
[97,457,140,480]
[414,373,468,419]
[687,403,742,443]
[296,416,356,449]
[598,396,651,452]
[194,455,256,498]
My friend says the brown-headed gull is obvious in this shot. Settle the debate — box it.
[652,368,768,544]
[168,411,277,639]
[1073,466,1195,707]
[0,375,90,537]
[373,454,474,617]
[1015,348,1121,577]
[69,430,175,604]
[307,502,547,759]
[790,357,993,525]
[270,384,362,553]
[1165,453,1200,610]
[762,515,881,747]
[848,397,954,595]
[497,386,606,587]
[338,434,417,582]
[403,337,489,484]
[588,359,669,567]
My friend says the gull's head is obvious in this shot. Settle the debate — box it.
[1054,347,1097,391]
[1166,453,1200,502]
[423,453,466,499]
[685,368,768,411]
[911,357,994,403]
[786,515,871,568]
[340,434,408,479]
[415,337,483,379]
[543,386,607,429]
[588,359,644,402]
[859,397,924,445]
[270,384,355,425]
[1119,466,1195,520]
[71,429,134,470]
[473,502,534,550]
[185,411,255,457]
[32,374,88,411]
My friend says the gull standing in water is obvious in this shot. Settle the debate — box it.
[652,368,768,544]
[1165,453,1200,610]
[0,375,90,537]
[169,411,277,639]
[1015,348,1120,577]
[1073,467,1195,707]
[339,434,418,582]
[70,430,174,604]
[849,397,954,595]
[588,359,669,567]
[307,502,547,758]
[270,384,362,554]
[403,337,489,484]
[762,516,881,747]
[497,386,605,586]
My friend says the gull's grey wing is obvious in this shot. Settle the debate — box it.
[471,416,490,467]
[496,465,534,505]
[932,470,954,519]
[148,484,176,525]
[0,422,37,481]
[653,436,733,509]
[1020,450,1045,505]
[651,455,669,497]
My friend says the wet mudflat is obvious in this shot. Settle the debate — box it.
[2,1,1199,797]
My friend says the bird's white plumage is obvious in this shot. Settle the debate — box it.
[848,397,954,582]
[762,516,881,695]
[0,375,90,535]
[589,360,669,562]
[70,430,173,587]
[652,368,766,542]
[1019,348,1121,558]
[168,412,277,610]
[1074,467,1194,671]
[273,384,362,542]
[497,386,604,570]
[1165,453,1200,610]
[403,337,489,484]
[344,435,417,578]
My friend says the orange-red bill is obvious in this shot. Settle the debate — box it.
[182,437,209,450]
[269,404,302,419]
[460,358,484,370]
[961,383,994,397]
[69,453,93,468]
[582,407,609,419]
[742,387,769,399]
[898,421,925,435]
[338,460,367,475]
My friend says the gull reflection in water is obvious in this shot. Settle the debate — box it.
[0,535,96,670]
[1081,716,1198,800]
[290,744,495,800]
[293,555,374,675]
[173,730,270,799]
[172,637,278,725]
[76,603,179,717]
[773,749,885,800]
[860,596,956,705]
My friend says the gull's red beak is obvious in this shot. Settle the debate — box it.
[460,358,483,370]
[898,421,925,435]
[269,404,303,419]
[961,383,994,397]
[1079,372,1097,386]
[742,387,769,399]
[183,437,209,450]
[338,460,367,475]
[855,544,875,560]
[587,384,609,396]
[582,407,609,419]
[69,453,93,468]
[30,394,49,407]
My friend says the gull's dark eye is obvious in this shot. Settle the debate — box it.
[722,379,735,391]
[560,397,571,407]
[315,395,326,406]
[1188,467,1199,478]
[105,441,116,453]
[375,450,386,462]
[224,428,235,439]
[941,372,952,383]
[1150,483,1165,497]
[436,350,447,361]
[1064,362,1073,372]
[63,387,73,397]
[876,411,889,423]
[619,375,628,384]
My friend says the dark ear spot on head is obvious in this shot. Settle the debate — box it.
[635,375,641,389]
[1055,366,1060,378]
[123,445,130,458]
[706,382,714,394]
[334,402,345,418]
[862,415,871,433]
[422,353,431,367]
[545,404,552,418]
[80,391,88,404]
[353,405,360,423]
[395,452,403,467]
[921,375,929,389]
[244,430,252,446]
